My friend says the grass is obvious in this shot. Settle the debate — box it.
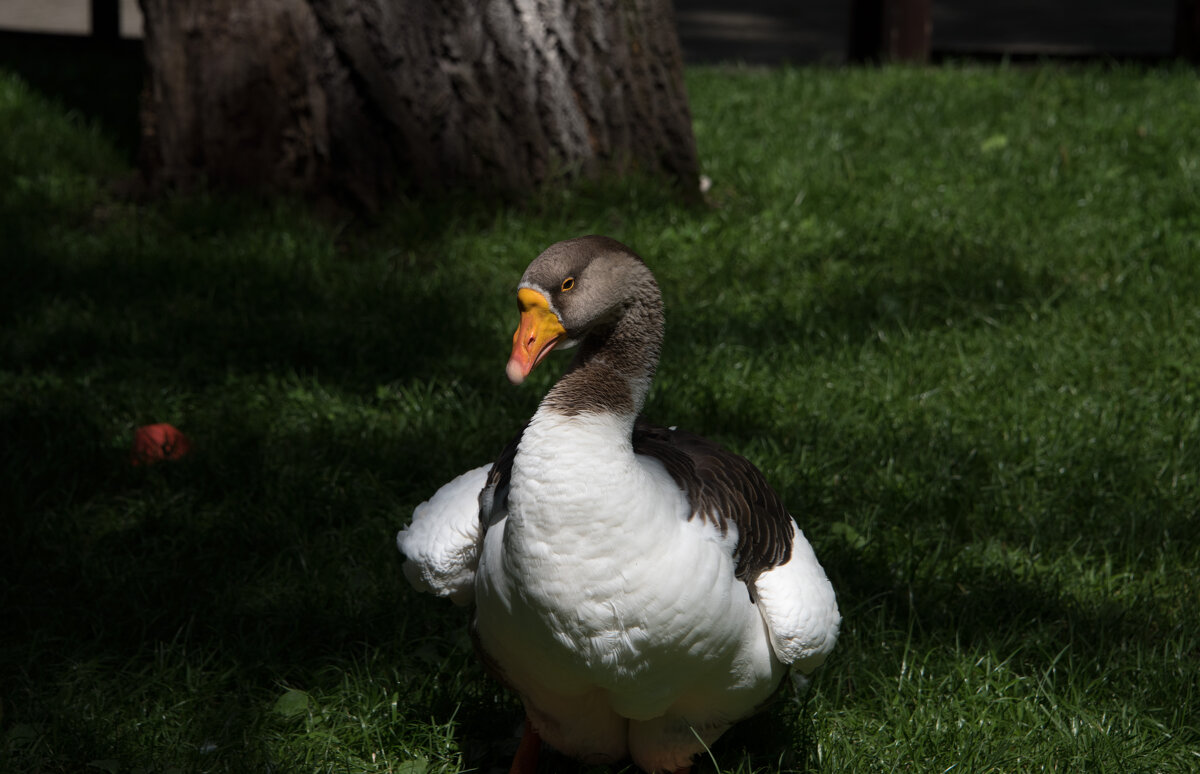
[2,57,1199,773]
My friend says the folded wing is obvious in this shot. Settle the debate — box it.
[397,464,491,606]
[634,419,840,670]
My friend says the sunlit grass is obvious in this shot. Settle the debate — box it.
[2,62,1198,772]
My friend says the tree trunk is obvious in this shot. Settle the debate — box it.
[138,0,699,208]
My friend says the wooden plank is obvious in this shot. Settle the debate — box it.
[885,0,931,61]
[1176,0,1200,60]
[92,0,119,41]
[848,0,885,62]
[849,0,931,62]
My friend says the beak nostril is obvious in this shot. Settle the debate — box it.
[509,289,564,384]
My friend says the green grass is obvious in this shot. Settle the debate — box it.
[3,60,1199,773]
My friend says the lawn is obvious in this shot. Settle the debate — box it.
[2,59,1198,773]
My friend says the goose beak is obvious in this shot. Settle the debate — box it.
[507,288,566,385]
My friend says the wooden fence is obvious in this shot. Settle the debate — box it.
[5,1,1200,63]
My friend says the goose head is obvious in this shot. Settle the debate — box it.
[506,236,662,387]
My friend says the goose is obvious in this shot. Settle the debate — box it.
[397,236,840,774]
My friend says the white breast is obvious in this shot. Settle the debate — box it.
[473,410,781,723]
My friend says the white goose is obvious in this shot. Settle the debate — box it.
[398,236,840,774]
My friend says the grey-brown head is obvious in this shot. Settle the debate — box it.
[506,236,662,386]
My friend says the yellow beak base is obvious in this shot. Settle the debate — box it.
[506,288,566,385]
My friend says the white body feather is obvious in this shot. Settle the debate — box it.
[399,409,840,772]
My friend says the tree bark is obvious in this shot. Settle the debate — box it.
[138,0,699,208]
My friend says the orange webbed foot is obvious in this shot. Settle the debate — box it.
[508,717,541,774]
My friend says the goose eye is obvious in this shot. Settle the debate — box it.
[560,277,575,292]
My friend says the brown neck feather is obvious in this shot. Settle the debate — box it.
[541,282,664,419]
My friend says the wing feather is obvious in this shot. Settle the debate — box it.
[397,465,491,605]
[632,419,840,667]
[632,418,794,585]
[478,425,525,529]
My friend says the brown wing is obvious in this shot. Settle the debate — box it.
[477,423,525,530]
[633,418,795,585]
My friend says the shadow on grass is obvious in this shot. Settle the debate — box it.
[0,33,144,161]
[808,413,1198,707]
[670,230,1066,362]
[5,357,1192,769]
[2,221,1185,770]
[1,207,479,394]
[449,685,813,774]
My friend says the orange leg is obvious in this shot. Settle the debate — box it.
[508,717,541,774]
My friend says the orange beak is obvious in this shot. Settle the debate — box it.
[506,288,566,385]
